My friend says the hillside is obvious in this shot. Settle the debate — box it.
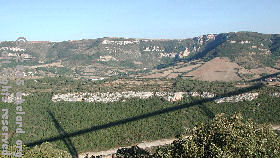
[1,32,280,81]
[1,32,280,156]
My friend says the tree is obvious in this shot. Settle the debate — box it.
[1,142,71,158]
[116,146,151,158]
[155,113,280,158]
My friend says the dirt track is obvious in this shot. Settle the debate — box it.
[78,125,280,158]
[78,138,175,158]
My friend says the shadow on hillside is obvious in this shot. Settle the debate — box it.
[47,109,78,158]
[188,34,228,61]
[26,82,264,149]
[249,72,280,82]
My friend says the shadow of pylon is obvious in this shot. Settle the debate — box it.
[26,83,264,151]
[47,108,78,158]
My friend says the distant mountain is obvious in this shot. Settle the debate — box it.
[193,32,280,69]
[1,32,280,78]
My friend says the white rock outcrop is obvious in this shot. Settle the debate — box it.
[51,91,260,104]
[51,91,217,103]
[214,93,259,104]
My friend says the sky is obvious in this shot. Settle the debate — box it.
[0,0,279,41]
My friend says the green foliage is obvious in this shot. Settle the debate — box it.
[1,142,71,158]
[35,67,73,75]
[271,35,280,57]
[163,40,186,53]
[192,32,280,69]
[3,77,280,154]
[119,60,137,68]
[156,57,177,69]
[24,142,71,158]
[192,33,228,61]
[154,113,280,157]
[4,94,185,153]
[3,90,280,154]
[116,146,151,158]
[172,78,238,95]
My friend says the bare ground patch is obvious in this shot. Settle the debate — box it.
[249,67,279,75]
[141,63,201,79]
[184,57,242,81]
[174,64,201,73]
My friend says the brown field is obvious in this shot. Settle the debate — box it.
[166,72,180,78]
[184,57,242,81]
[174,64,201,72]
[141,70,173,78]
[141,63,201,79]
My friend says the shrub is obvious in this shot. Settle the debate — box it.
[116,146,151,158]
[155,113,280,157]
[1,142,71,158]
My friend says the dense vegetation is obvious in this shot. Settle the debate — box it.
[115,113,280,158]
[172,78,240,95]
[4,113,278,158]
[200,32,280,69]
[2,88,280,154]
[1,142,71,158]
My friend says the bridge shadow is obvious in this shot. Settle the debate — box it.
[249,72,280,82]
[47,109,78,158]
[26,82,264,149]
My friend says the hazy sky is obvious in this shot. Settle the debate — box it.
[0,0,279,41]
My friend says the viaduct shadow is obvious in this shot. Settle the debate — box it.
[47,109,78,158]
[26,82,264,149]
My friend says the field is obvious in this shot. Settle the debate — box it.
[183,57,242,81]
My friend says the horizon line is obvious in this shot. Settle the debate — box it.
[0,31,279,43]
